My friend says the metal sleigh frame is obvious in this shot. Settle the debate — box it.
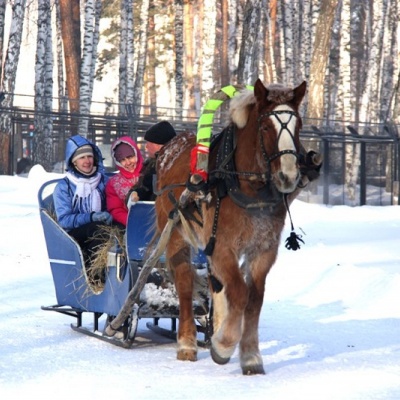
[38,179,212,349]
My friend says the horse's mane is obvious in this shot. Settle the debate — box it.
[229,82,295,128]
[229,89,255,128]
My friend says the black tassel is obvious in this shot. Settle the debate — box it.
[204,236,216,256]
[285,231,304,251]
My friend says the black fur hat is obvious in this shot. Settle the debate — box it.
[144,121,177,145]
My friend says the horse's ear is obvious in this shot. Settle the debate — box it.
[254,79,267,101]
[292,81,307,107]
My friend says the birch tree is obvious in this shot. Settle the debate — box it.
[201,1,216,100]
[55,2,67,113]
[381,0,398,122]
[174,0,184,116]
[279,0,295,85]
[183,0,195,115]
[78,0,102,135]
[237,0,262,85]
[0,0,6,89]
[192,0,203,111]
[359,0,388,124]
[337,0,351,122]
[228,0,241,81]
[0,0,26,174]
[145,0,157,115]
[118,0,133,111]
[34,0,53,172]
[132,0,149,116]
[306,0,339,122]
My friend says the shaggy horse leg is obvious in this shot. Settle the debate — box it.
[210,253,248,365]
[167,234,197,361]
[239,252,276,375]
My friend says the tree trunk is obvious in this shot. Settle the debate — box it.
[0,0,6,89]
[174,0,184,117]
[59,0,81,114]
[0,0,26,175]
[202,1,216,101]
[34,0,53,172]
[306,0,339,121]
[220,0,229,87]
[133,0,150,118]
[237,0,261,85]
[79,0,102,136]
[145,0,157,115]
[183,0,195,117]
[55,2,67,113]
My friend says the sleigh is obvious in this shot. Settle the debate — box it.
[38,178,212,349]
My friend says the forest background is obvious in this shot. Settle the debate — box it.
[0,0,399,197]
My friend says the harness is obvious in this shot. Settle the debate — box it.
[210,109,300,212]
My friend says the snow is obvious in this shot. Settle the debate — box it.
[1,165,400,399]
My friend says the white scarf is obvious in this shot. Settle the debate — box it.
[66,171,102,213]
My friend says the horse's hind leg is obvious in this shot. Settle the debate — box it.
[239,251,276,375]
[167,230,198,361]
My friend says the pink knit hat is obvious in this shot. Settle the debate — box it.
[114,143,136,162]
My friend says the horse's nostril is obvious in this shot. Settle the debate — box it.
[278,171,285,181]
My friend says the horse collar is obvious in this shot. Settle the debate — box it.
[211,124,282,213]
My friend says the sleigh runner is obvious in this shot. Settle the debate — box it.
[39,179,212,349]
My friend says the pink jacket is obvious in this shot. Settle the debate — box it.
[106,136,143,226]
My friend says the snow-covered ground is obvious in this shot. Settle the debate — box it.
[0,165,399,399]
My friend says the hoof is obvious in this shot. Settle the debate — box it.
[210,346,230,365]
[177,348,197,361]
[242,364,265,375]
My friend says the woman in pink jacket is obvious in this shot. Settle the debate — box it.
[106,136,143,227]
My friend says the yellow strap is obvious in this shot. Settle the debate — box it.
[196,84,254,145]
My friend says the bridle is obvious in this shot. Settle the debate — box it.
[257,109,300,169]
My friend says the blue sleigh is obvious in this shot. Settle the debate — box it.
[38,179,211,348]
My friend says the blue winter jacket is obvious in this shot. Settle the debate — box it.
[53,135,108,231]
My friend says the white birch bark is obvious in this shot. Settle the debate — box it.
[359,0,388,124]
[34,0,53,171]
[237,0,261,85]
[228,0,239,78]
[174,0,184,116]
[277,1,286,81]
[55,1,67,112]
[125,0,134,105]
[339,0,358,201]
[201,1,216,99]
[133,0,149,116]
[118,0,128,109]
[280,0,294,85]
[79,0,102,136]
[0,0,26,133]
[380,0,398,121]
[300,0,312,80]
[0,0,6,88]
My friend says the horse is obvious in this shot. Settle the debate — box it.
[154,79,319,375]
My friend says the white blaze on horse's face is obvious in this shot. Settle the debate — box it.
[270,104,300,193]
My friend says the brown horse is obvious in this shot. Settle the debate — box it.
[155,79,317,375]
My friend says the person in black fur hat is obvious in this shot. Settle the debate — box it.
[125,121,177,207]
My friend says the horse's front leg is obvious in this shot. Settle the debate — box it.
[210,249,248,365]
[239,250,277,375]
[167,233,198,361]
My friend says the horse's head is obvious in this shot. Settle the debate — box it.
[230,79,306,194]
[255,79,306,193]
